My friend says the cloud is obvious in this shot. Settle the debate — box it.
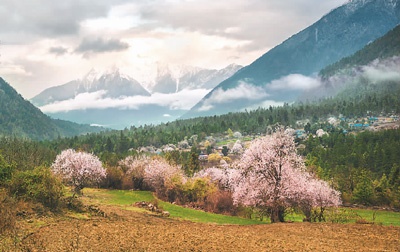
[39,88,211,113]
[362,57,400,83]
[0,0,134,41]
[49,46,69,56]
[75,37,129,56]
[198,80,269,111]
[268,74,322,91]
[137,0,346,52]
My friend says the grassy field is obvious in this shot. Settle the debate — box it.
[353,208,400,226]
[82,188,263,225]
[82,188,400,226]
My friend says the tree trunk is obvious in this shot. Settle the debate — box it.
[270,206,285,223]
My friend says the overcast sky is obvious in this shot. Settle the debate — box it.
[0,0,347,99]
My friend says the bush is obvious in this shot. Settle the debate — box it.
[103,166,124,189]
[204,191,236,214]
[164,177,217,205]
[0,190,15,234]
[325,208,360,223]
[8,167,65,211]
[62,196,85,212]
[0,154,14,186]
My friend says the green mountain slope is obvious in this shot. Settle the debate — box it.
[0,78,103,140]
[320,24,400,77]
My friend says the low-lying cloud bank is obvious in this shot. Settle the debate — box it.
[362,57,400,83]
[197,56,400,112]
[198,81,269,111]
[198,74,322,112]
[268,74,321,91]
[40,88,211,113]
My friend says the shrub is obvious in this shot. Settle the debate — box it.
[63,196,85,212]
[0,189,15,234]
[325,208,360,224]
[103,166,124,189]
[8,167,65,211]
[164,177,217,205]
[120,155,150,190]
[204,191,236,214]
[0,154,14,186]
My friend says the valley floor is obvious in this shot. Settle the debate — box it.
[6,205,400,252]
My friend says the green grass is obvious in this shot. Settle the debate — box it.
[82,188,262,225]
[158,201,262,225]
[82,189,400,226]
[82,188,154,205]
[352,208,400,226]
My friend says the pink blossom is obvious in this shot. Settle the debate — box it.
[194,167,240,191]
[52,149,106,193]
[232,128,341,222]
[142,158,185,191]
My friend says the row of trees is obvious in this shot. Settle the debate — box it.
[38,128,339,223]
[303,129,400,207]
[97,129,340,223]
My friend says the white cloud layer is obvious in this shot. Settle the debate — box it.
[268,74,322,91]
[39,88,211,113]
[199,81,269,111]
[362,57,400,83]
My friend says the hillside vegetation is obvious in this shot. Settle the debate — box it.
[320,24,400,77]
[0,78,103,140]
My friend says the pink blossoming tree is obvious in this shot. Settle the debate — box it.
[52,149,106,194]
[232,128,341,223]
[194,167,240,191]
[142,157,185,193]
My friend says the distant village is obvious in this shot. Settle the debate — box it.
[134,113,400,167]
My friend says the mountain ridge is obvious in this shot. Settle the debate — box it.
[184,0,400,119]
[0,77,103,140]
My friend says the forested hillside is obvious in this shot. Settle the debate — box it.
[320,24,400,77]
[0,78,103,140]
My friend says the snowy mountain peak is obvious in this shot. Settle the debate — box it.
[83,68,101,83]
[79,68,138,91]
[156,62,204,80]
[150,63,242,94]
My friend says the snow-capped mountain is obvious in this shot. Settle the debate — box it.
[184,0,400,119]
[31,64,241,129]
[31,69,150,107]
[151,63,243,94]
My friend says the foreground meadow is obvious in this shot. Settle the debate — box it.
[2,189,399,251]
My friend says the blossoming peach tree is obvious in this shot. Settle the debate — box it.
[52,149,106,195]
[232,128,341,223]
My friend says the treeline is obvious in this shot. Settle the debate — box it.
[303,129,400,208]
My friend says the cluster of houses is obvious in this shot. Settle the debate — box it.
[295,114,399,139]
[135,114,399,166]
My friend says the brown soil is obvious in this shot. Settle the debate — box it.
[5,205,400,252]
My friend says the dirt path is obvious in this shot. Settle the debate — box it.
[15,206,400,251]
